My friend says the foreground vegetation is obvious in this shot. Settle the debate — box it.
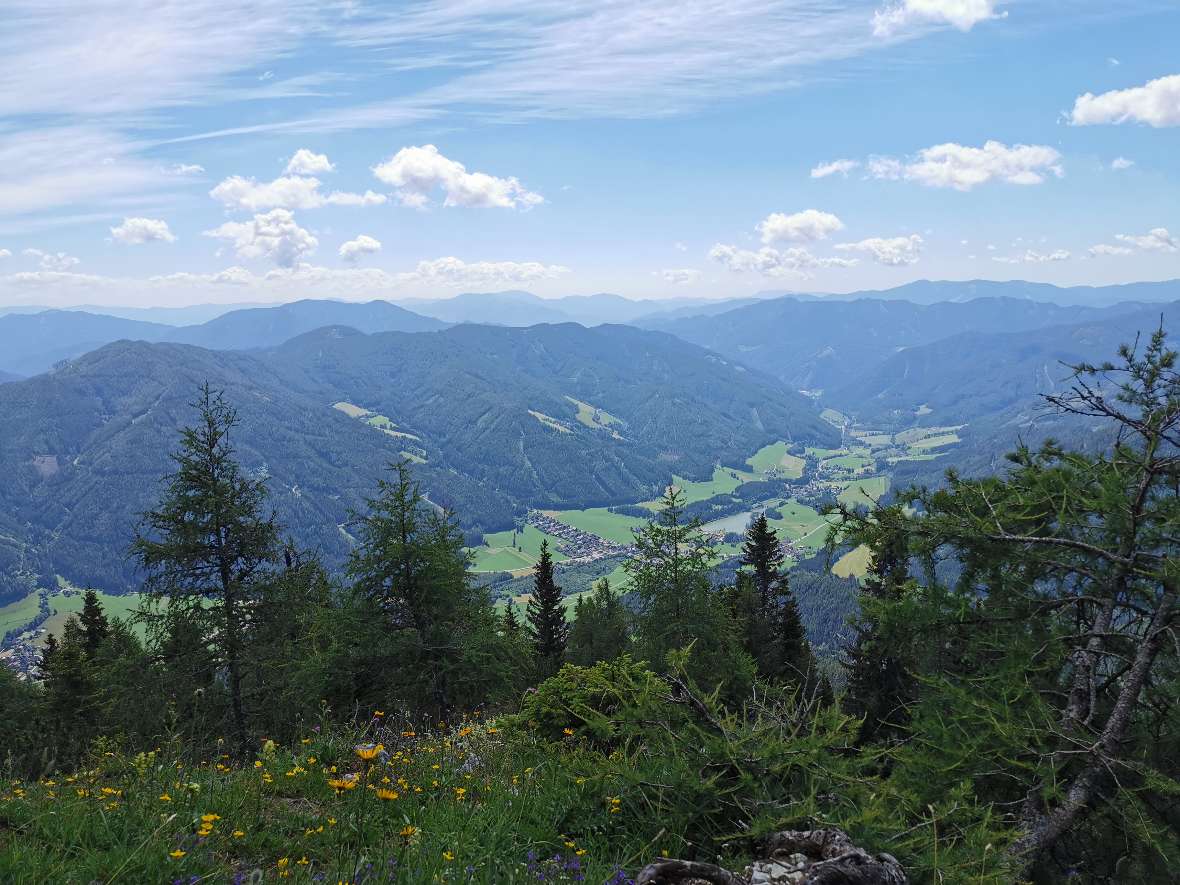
[1,329,1177,883]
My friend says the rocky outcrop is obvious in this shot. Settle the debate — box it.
[636,828,907,885]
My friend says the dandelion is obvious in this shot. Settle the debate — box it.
[563,727,575,736]
[298,857,310,866]
[373,710,385,718]
[399,825,418,838]
[201,813,221,823]
[453,787,466,800]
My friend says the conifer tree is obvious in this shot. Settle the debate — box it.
[131,383,281,753]
[742,513,784,607]
[79,588,109,657]
[775,571,818,691]
[526,539,568,675]
[566,579,631,666]
[502,603,522,637]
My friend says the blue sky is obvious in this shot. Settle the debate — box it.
[0,0,1177,307]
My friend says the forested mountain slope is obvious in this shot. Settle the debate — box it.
[0,323,834,598]
[648,296,1163,390]
[0,300,446,376]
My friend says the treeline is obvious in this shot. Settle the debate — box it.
[2,329,1178,882]
[0,384,826,775]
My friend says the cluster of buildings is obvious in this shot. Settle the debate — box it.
[527,511,635,563]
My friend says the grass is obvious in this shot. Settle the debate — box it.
[663,467,757,506]
[821,453,873,473]
[0,593,42,637]
[565,397,623,435]
[332,402,370,419]
[832,544,873,579]
[820,408,847,427]
[470,526,570,573]
[746,442,805,479]
[838,476,890,510]
[528,410,573,434]
[765,500,827,549]
[549,508,646,546]
[911,433,961,450]
[39,591,146,646]
[0,720,652,884]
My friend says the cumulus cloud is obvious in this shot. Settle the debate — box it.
[203,208,318,268]
[810,159,860,179]
[110,216,177,244]
[1115,227,1178,252]
[372,145,543,209]
[412,256,569,285]
[873,0,1005,37]
[285,148,334,176]
[23,248,80,271]
[0,248,9,259]
[659,268,701,285]
[338,234,382,262]
[1070,74,1180,128]
[1087,244,1133,257]
[709,243,857,278]
[210,174,386,211]
[150,266,256,285]
[835,234,924,266]
[991,249,1071,265]
[757,209,845,244]
[865,141,1063,190]
[1111,156,1135,170]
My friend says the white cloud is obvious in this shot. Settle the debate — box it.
[110,217,177,244]
[285,149,334,176]
[872,0,1005,37]
[673,241,688,252]
[709,243,858,278]
[23,248,80,271]
[210,174,386,211]
[372,145,543,209]
[865,140,1063,190]
[757,209,845,244]
[203,208,318,268]
[339,234,382,262]
[992,249,1071,265]
[1115,227,1178,252]
[659,268,701,285]
[0,249,9,259]
[151,266,256,285]
[1087,244,1133,257]
[810,159,860,179]
[1070,74,1180,127]
[835,234,924,266]
[412,256,569,286]
[1110,156,1135,170]
[169,163,205,176]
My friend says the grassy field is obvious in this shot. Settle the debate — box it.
[565,396,623,433]
[838,476,890,509]
[821,453,874,473]
[38,591,144,646]
[766,500,827,546]
[332,401,370,418]
[832,544,873,579]
[670,466,757,505]
[746,442,805,478]
[470,526,569,573]
[911,432,961,450]
[0,592,41,637]
[549,507,646,545]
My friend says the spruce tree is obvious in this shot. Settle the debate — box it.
[131,383,280,753]
[775,571,818,692]
[526,539,568,676]
[79,588,110,657]
[502,603,522,637]
[742,513,784,608]
[566,579,631,666]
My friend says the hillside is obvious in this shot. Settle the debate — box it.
[0,370,21,383]
[649,296,1160,390]
[0,324,834,597]
[0,301,447,376]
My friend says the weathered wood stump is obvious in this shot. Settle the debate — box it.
[635,828,907,885]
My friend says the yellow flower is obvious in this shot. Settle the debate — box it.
[232,830,245,839]
[442,850,455,862]
[170,849,186,859]
[254,760,264,769]
[327,817,337,826]
[201,813,221,823]
[354,743,384,761]
[563,728,575,737]
[399,825,418,838]
[373,710,385,718]
[401,730,416,738]
[307,757,316,765]
[376,788,398,801]
[159,793,172,802]
[277,857,289,869]
[564,840,576,848]
[298,856,310,866]
[453,787,466,800]
[301,738,312,744]
[576,849,587,857]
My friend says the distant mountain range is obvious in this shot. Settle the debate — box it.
[0,300,446,376]
[0,322,834,598]
[645,296,1171,391]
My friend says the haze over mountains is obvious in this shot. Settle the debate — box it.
[0,322,831,598]
[0,276,1175,598]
